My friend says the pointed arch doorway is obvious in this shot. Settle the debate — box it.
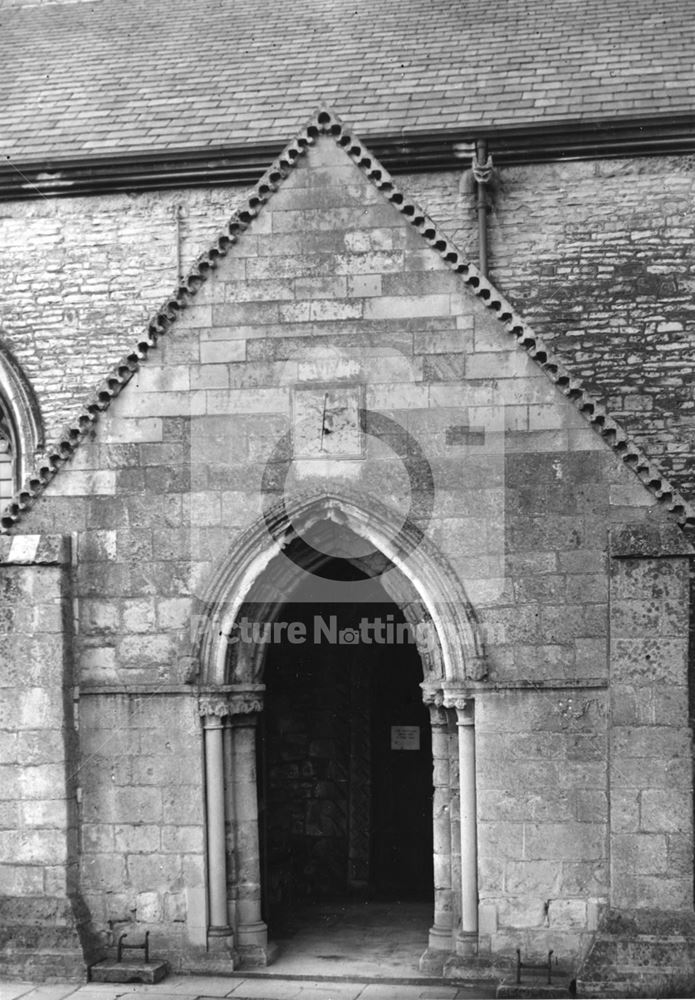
[258,559,434,948]
[195,491,486,969]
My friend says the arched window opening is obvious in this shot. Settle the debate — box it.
[0,398,17,504]
[0,342,44,508]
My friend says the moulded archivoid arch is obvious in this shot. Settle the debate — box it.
[0,338,44,487]
[194,488,486,688]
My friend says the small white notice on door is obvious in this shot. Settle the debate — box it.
[390,725,420,750]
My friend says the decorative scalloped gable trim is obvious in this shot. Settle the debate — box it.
[2,107,694,531]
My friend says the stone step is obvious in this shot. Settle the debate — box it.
[89,959,168,984]
[578,969,695,1000]
[576,908,695,998]
[0,948,87,983]
[442,953,506,980]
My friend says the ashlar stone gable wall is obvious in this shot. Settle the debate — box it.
[1,156,695,501]
[1,132,693,981]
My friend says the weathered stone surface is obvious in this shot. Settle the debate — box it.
[607,552,694,927]
[609,522,694,558]
[90,959,168,983]
[0,557,102,979]
[577,908,695,998]
[0,133,692,993]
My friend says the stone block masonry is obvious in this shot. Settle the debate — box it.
[23,137,648,694]
[1,129,693,988]
[0,535,101,980]
[403,157,695,501]
[575,521,695,997]
[77,692,208,967]
[607,530,693,912]
[475,688,608,960]
[1,154,694,506]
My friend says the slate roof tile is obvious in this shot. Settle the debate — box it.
[1,0,694,161]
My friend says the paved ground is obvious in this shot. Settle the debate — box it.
[266,901,445,979]
[0,978,499,1000]
[0,902,502,1000]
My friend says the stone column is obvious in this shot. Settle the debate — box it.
[452,697,478,953]
[223,717,236,928]
[427,701,454,951]
[199,702,234,951]
[227,687,275,966]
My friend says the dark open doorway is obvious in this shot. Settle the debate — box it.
[257,560,433,934]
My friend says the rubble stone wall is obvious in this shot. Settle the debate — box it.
[406,155,695,499]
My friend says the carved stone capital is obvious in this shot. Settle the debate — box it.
[198,685,265,719]
[229,693,264,717]
[420,684,445,707]
[445,695,473,713]
[439,686,475,722]
[198,695,233,718]
[427,702,449,727]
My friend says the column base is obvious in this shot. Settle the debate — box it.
[206,926,237,967]
[443,951,505,981]
[456,930,478,956]
[419,947,448,976]
[236,920,277,967]
[428,924,454,951]
[208,924,234,939]
[237,942,279,968]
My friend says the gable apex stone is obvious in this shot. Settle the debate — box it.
[2,107,694,532]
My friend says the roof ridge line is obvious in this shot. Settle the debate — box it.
[2,105,694,531]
